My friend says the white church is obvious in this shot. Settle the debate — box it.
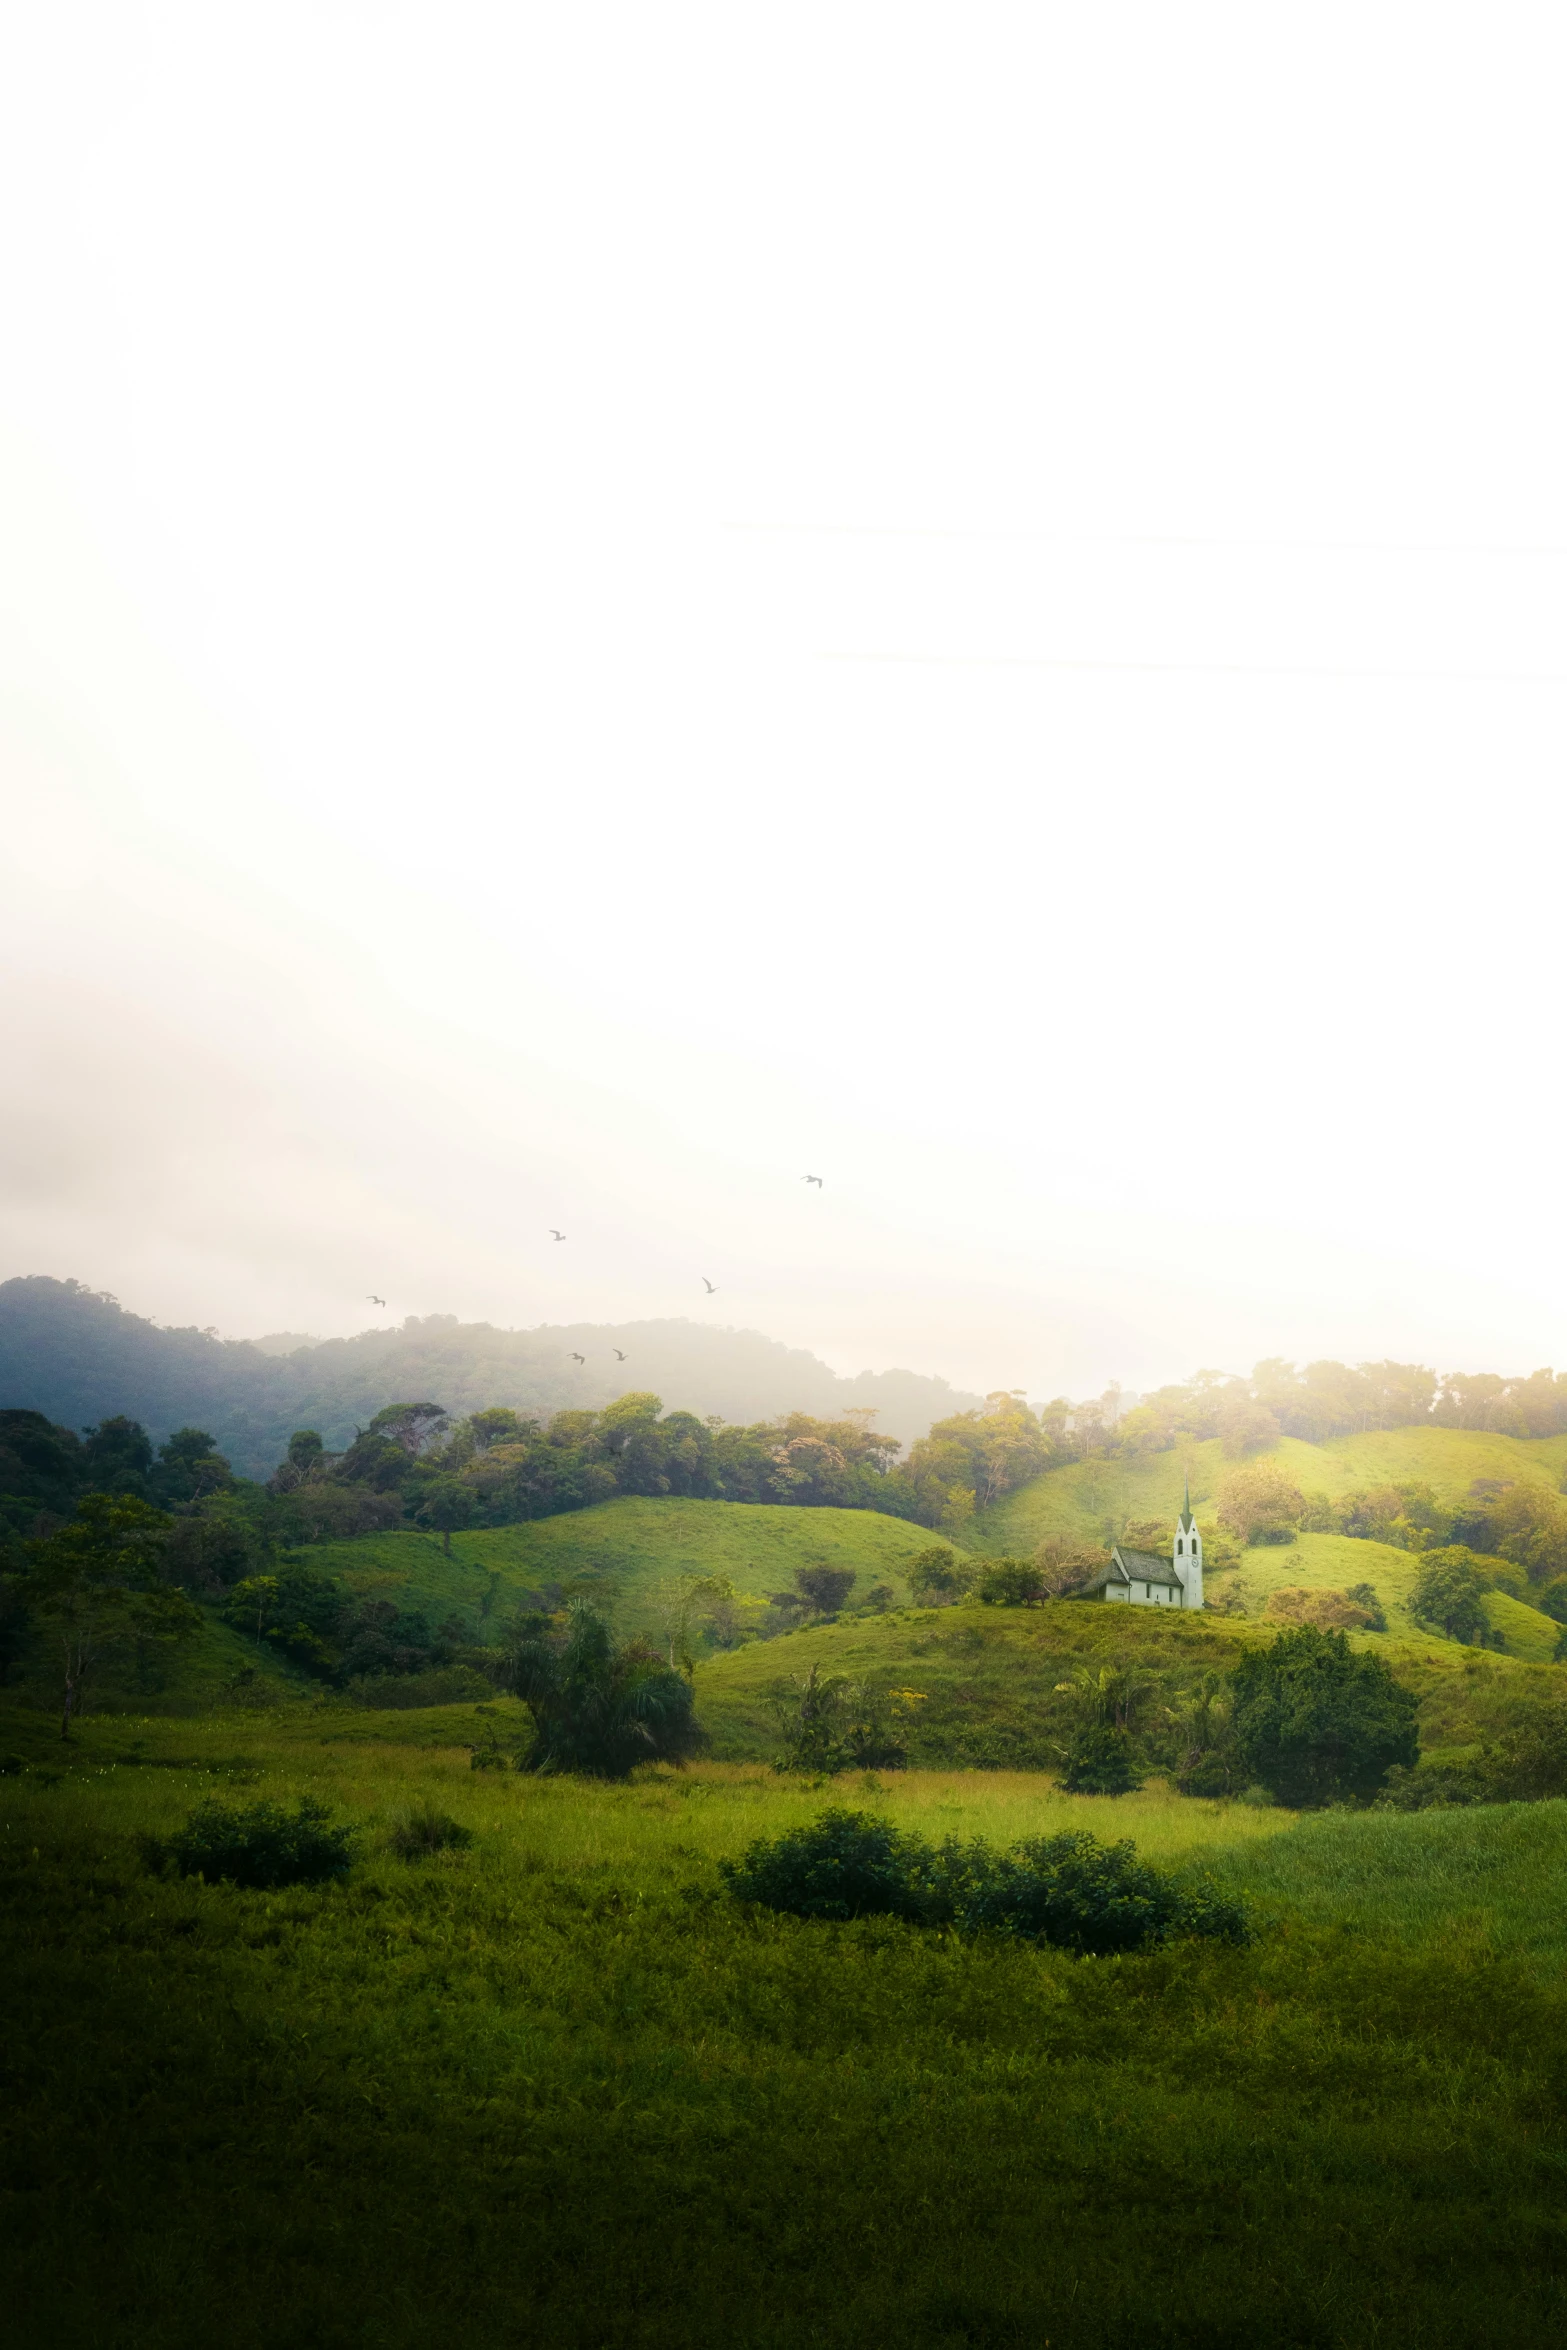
[1077,1481,1204,1610]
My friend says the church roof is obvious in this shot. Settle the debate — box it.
[1074,1546,1185,1595]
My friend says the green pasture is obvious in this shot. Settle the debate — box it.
[306,1494,938,1641]
[973,1423,1567,1554]
[690,1597,1549,1769]
[5,1700,1567,2348]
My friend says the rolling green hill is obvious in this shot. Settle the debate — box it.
[973,1426,1567,1555]
[972,1425,1567,1658]
[690,1594,1552,1770]
[302,1495,943,1644]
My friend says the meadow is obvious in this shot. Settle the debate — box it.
[304,1494,939,1643]
[5,1695,1567,2349]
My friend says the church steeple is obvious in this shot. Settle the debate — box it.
[1173,1475,1204,1609]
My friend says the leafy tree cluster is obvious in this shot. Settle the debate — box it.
[1377,1690,1567,1808]
[1108,1357,1567,1459]
[223,1562,473,1687]
[770,1663,924,1773]
[495,1604,701,1777]
[1034,1633,1418,1809]
[260,1387,1077,1543]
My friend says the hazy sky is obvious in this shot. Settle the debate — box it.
[3,2,1566,1401]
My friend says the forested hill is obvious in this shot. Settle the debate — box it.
[0,1277,982,1477]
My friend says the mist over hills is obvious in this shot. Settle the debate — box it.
[0,1277,983,1478]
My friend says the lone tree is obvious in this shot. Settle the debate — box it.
[415,1476,477,1556]
[24,1494,201,1737]
[1230,1624,1418,1807]
[793,1565,857,1618]
[499,1603,702,1778]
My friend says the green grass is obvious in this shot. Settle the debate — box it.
[306,1495,940,1642]
[5,1703,1567,2347]
[1213,1798,1567,1969]
[973,1428,1567,1660]
[973,1425,1567,1556]
[690,1597,1558,1771]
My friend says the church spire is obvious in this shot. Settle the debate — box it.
[1177,1475,1195,1533]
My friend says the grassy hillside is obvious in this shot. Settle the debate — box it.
[6,1704,1567,2346]
[304,1496,942,1643]
[690,1594,1555,1770]
[974,1426,1567,1556]
[974,1426,1567,1658]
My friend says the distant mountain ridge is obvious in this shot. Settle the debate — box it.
[0,1277,983,1478]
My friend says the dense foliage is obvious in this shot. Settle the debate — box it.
[720,1808,1249,1953]
[496,1603,702,1777]
[148,1795,358,1889]
[1230,1626,1420,1806]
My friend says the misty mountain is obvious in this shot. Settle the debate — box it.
[0,1277,983,1479]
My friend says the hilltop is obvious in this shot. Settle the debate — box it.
[297,1495,939,1647]
[0,1275,981,1476]
[691,1593,1557,1768]
[971,1423,1567,1656]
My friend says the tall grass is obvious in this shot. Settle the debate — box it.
[5,1708,1567,2347]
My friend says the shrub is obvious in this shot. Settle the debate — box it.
[1230,1626,1419,1807]
[1412,1549,1492,1643]
[1265,1586,1376,1631]
[793,1565,857,1617]
[1375,1760,1492,1810]
[1215,1462,1307,1546]
[348,1664,494,1709]
[954,1832,1250,1956]
[150,1797,357,1889]
[1059,1721,1142,1794]
[772,1663,917,1774]
[1346,1582,1388,1632]
[721,1811,1251,1956]
[386,1805,474,1860]
[976,1558,1046,1606]
[720,1807,935,1922]
[905,1547,974,1605]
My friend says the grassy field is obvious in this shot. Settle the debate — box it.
[690,1596,1560,1769]
[305,1495,940,1643]
[973,1425,1567,1557]
[5,1701,1567,2348]
[972,1428,1567,1659]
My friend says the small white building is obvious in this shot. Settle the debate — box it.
[1077,1481,1204,1610]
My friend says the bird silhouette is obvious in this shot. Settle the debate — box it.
[801,1175,823,1188]
[613,1348,627,1362]
[367,1295,386,1306]
[550,1229,566,1241]
[701,1278,718,1294]
[570,1351,585,1364]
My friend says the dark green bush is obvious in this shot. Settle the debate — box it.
[149,1797,357,1889]
[386,1805,473,1859]
[1375,1760,1492,1810]
[1231,1625,1419,1807]
[720,1807,936,1922]
[722,1809,1250,1955]
[1059,1721,1142,1794]
[954,1830,1249,1955]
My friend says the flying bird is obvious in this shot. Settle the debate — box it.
[701,1278,718,1294]
[613,1348,627,1362]
[550,1229,567,1241]
[570,1351,585,1364]
[801,1175,823,1188]
[367,1295,386,1307]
